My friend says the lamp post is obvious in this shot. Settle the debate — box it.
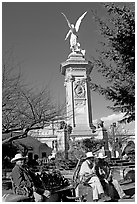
[64,128,69,160]
[111,122,116,158]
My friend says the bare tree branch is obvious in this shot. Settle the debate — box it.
[2,51,65,145]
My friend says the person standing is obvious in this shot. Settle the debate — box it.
[79,152,110,202]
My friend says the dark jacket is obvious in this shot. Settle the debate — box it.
[11,164,34,196]
[95,159,111,181]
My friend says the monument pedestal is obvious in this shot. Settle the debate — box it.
[60,51,95,140]
[71,123,97,140]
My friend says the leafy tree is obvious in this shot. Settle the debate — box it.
[91,3,135,123]
[82,138,104,153]
[67,138,103,161]
[54,138,104,168]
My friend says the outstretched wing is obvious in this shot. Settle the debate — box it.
[61,12,72,29]
[75,11,87,32]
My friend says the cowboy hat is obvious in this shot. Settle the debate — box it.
[11,153,26,163]
[86,152,94,158]
[97,152,107,159]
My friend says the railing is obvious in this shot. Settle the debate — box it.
[109,158,135,167]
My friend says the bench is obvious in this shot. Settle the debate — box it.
[71,157,94,201]
[110,160,135,180]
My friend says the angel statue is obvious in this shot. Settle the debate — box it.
[62,11,87,53]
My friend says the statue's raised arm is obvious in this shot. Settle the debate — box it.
[62,11,87,54]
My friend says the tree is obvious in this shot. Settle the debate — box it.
[90,3,135,123]
[68,140,85,160]
[2,52,62,144]
[67,138,103,161]
[82,138,104,153]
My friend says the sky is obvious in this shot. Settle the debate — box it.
[2,1,135,131]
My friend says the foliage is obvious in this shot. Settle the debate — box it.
[68,140,86,160]
[41,169,70,190]
[59,121,72,134]
[55,138,103,167]
[82,138,104,153]
[68,138,103,160]
[54,151,78,170]
[91,3,135,123]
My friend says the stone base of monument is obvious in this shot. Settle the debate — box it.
[70,125,97,140]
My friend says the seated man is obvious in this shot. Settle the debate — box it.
[95,152,131,201]
[11,153,50,201]
[79,152,110,202]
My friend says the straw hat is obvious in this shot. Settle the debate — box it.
[86,152,94,158]
[97,152,107,159]
[11,153,26,163]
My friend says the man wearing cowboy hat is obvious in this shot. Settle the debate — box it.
[79,151,110,202]
[95,152,130,201]
[11,153,50,201]
[95,152,110,182]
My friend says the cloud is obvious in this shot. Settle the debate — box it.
[93,113,125,128]
[93,113,135,134]
[101,113,125,122]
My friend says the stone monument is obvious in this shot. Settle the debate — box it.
[61,12,95,140]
